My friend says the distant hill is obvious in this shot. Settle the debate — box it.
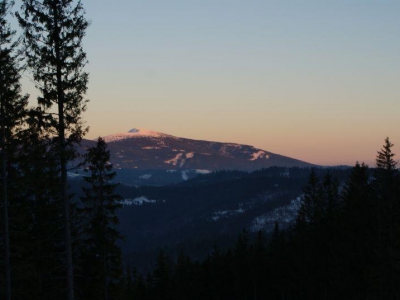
[81,128,313,172]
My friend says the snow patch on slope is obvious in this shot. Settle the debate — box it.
[139,174,152,180]
[251,196,302,232]
[179,159,186,168]
[250,151,270,161]
[182,170,189,181]
[120,196,161,206]
[67,172,82,178]
[211,207,245,221]
[195,169,211,174]
[165,152,194,167]
[165,153,184,166]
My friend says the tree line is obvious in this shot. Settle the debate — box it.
[0,1,123,299]
[124,138,400,300]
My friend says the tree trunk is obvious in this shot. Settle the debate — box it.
[1,94,11,300]
[103,244,108,300]
[53,2,74,299]
[58,48,75,300]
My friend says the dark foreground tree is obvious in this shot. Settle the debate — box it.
[17,117,65,299]
[372,138,400,298]
[80,138,123,300]
[0,1,28,299]
[17,1,89,299]
[296,168,322,226]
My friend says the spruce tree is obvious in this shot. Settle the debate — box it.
[322,172,340,217]
[373,138,400,298]
[251,231,267,300]
[268,222,289,299]
[0,1,29,299]
[296,168,323,226]
[16,1,89,299]
[17,116,66,299]
[376,137,397,173]
[151,250,172,300]
[339,162,374,298]
[80,137,123,300]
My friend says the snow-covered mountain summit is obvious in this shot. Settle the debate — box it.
[102,128,172,143]
[82,128,312,171]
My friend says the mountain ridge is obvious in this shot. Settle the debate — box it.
[81,128,313,171]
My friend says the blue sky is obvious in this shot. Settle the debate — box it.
[15,0,400,165]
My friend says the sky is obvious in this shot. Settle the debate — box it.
[15,0,400,166]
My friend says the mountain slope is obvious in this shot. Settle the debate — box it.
[82,128,312,171]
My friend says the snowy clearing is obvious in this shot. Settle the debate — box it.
[120,196,160,206]
[250,151,269,161]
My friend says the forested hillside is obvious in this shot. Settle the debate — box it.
[111,167,352,272]
[123,138,400,300]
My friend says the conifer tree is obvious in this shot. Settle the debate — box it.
[296,168,323,226]
[374,138,398,213]
[268,222,289,299]
[339,162,374,298]
[173,251,196,300]
[373,138,400,298]
[17,116,65,300]
[233,229,251,299]
[322,172,340,217]
[250,230,266,298]
[151,250,173,300]
[16,1,89,299]
[80,137,123,300]
[376,137,397,173]
[0,1,29,298]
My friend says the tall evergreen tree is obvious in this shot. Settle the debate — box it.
[0,1,29,299]
[376,137,397,173]
[268,222,290,299]
[339,162,374,298]
[151,250,173,300]
[16,1,89,299]
[296,168,323,226]
[17,115,66,300]
[322,172,340,217]
[80,137,123,300]
[372,138,400,298]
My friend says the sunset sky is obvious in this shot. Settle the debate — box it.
[18,0,400,166]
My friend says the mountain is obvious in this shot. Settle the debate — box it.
[82,128,312,172]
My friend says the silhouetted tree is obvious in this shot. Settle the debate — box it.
[151,250,172,300]
[372,138,400,298]
[296,168,323,226]
[17,1,89,298]
[80,138,123,300]
[17,115,65,299]
[338,162,373,298]
[0,1,29,298]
